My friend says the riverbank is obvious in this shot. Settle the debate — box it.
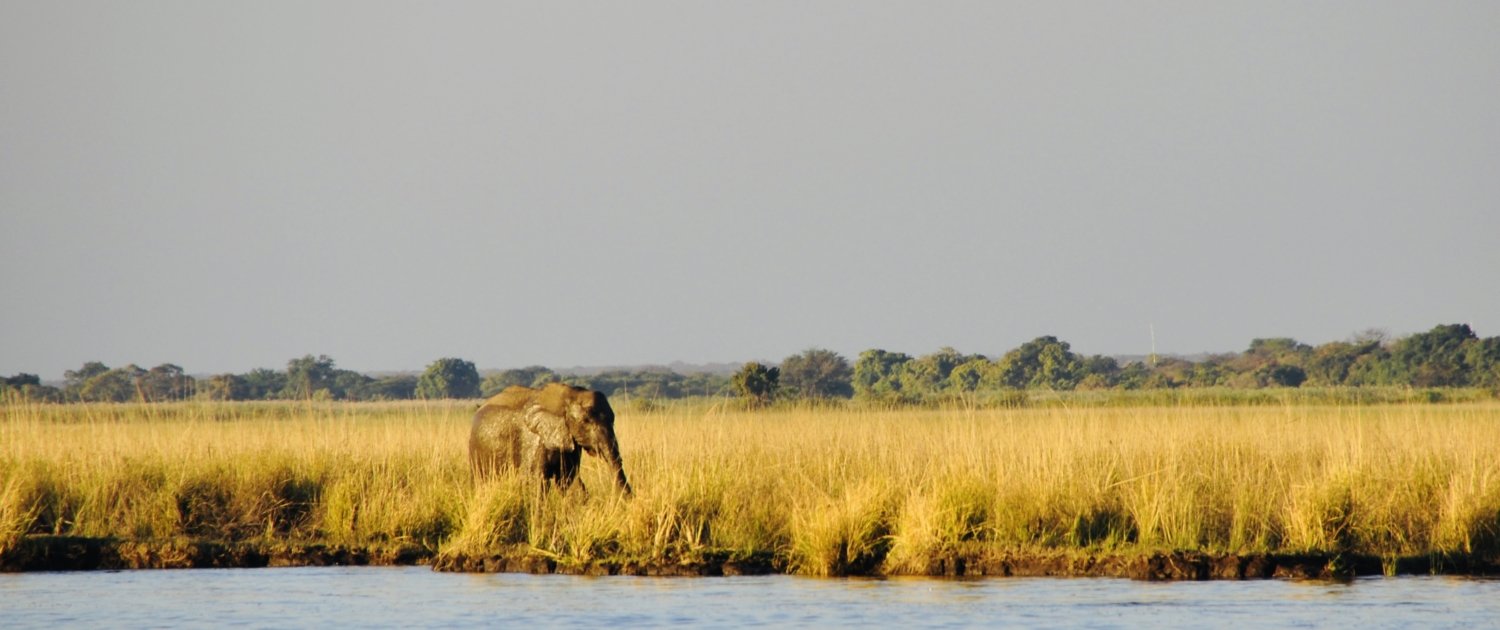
[432,548,1500,580]
[6,401,1500,579]
[0,536,428,572]
[6,536,1498,580]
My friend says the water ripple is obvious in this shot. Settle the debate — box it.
[2,568,1497,629]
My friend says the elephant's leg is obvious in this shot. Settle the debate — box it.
[533,449,584,493]
[518,432,548,476]
[471,411,527,482]
[469,437,510,482]
[557,449,583,492]
[470,454,493,481]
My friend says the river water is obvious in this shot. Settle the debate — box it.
[3,567,1497,628]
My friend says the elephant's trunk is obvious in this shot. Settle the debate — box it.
[597,435,633,495]
[613,464,633,496]
[585,423,632,496]
[604,445,632,496]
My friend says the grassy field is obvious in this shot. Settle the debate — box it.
[3,397,1499,575]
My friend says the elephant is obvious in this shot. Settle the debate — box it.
[469,383,632,494]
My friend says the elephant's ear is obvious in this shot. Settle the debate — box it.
[522,403,575,452]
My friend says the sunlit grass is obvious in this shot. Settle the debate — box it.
[3,398,1499,574]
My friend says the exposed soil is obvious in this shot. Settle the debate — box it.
[429,548,783,577]
[907,550,1500,580]
[6,536,1498,580]
[0,536,431,572]
[431,549,1500,580]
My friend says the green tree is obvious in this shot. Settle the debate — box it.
[1078,355,1122,386]
[200,374,248,401]
[629,370,687,399]
[1180,354,1234,387]
[1036,341,1083,388]
[351,375,418,401]
[994,336,1083,389]
[1,373,61,402]
[4,373,40,388]
[898,347,981,396]
[946,358,995,392]
[331,369,374,399]
[1245,338,1312,364]
[779,348,854,399]
[480,366,558,396]
[636,370,687,398]
[852,349,912,401]
[1224,338,1311,385]
[79,365,144,402]
[417,358,481,399]
[1305,340,1382,386]
[583,369,685,399]
[1346,350,1397,386]
[1465,337,1500,388]
[1114,362,1154,389]
[681,372,734,397]
[1261,363,1307,387]
[139,363,195,401]
[63,361,110,401]
[1146,357,1192,388]
[283,355,338,399]
[241,368,287,400]
[1075,372,1112,390]
[65,361,110,384]
[732,362,780,406]
[1388,324,1478,386]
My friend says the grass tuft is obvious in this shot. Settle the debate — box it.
[4,399,1499,571]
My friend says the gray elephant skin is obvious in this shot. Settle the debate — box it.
[469,383,632,494]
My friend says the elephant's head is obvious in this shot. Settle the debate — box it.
[532,383,632,494]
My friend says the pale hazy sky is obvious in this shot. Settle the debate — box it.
[3,2,1498,379]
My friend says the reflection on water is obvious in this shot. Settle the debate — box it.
[3,567,1497,628]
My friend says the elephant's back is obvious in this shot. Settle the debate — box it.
[469,388,532,457]
[470,404,510,443]
[472,386,532,425]
[484,385,536,410]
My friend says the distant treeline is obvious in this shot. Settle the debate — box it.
[4,324,1498,404]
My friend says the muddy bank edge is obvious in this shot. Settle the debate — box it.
[9,536,1497,579]
[431,548,1500,580]
[0,536,430,572]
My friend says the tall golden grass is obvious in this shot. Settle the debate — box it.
[3,399,1498,574]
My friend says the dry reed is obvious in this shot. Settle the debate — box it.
[3,399,1498,574]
